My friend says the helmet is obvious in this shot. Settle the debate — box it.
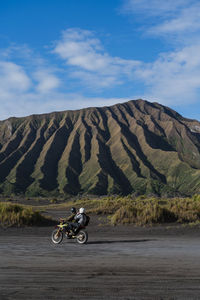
[79,207,85,214]
[71,207,76,214]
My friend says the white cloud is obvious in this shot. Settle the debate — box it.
[53,28,140,88]
[0,17,200,121]
[0,47,63,119]
[123,0,200,41]
[148,2,200,37]
[0,90,132,120]
[0,43,135,120]
[0,44,65,120]
[34,70,60,93]
[0,61,31,94]
[123,0,190,17]
[54,29,108,71]
[121,0,200,107]
[135,44,200,105]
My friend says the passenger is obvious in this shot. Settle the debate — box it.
[70,207,87,233]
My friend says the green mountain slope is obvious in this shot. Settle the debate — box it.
[0,99,200,196]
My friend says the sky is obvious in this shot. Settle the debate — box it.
[0,0,200,121]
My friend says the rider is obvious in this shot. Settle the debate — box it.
[60,207,76,233]
[66,207,77,222]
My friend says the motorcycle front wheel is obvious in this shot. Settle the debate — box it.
[51,229,63,244]
[76,230,88,244]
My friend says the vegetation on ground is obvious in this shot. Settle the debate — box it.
[50,194,200,226]
[0,202,54,227]
[1,194,200,227]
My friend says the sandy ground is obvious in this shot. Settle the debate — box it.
[0,213,200,300]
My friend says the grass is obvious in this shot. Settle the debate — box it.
[109,195,200,225]
[1,194,200,227]
[0,202,54,227]
[40,194,200,226]
[65,194,200,226]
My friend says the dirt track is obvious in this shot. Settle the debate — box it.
[0,216,200,300]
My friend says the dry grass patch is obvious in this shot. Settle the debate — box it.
[0,202,54,227]
[80,195,200,226]
[109,195,200,225]
[17,194,200,227]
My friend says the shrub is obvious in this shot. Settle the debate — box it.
[0,202,53,227]
[110,205,137,225]
[89,195,200,226]
[110,202,177,226]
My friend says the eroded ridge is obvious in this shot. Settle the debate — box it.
[0,99,200,195]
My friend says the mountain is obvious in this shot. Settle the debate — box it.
[0,99,200,197]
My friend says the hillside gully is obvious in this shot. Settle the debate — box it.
[0,99,200,196]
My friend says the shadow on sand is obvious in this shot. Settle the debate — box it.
[87,239,155,245]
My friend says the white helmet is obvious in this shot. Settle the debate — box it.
[79,207,85,214]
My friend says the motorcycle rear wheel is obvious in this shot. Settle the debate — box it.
[51,229,63,244]
[76,230,88,244]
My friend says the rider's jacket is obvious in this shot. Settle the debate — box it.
[65,213,76,222]
[74,213,87,226]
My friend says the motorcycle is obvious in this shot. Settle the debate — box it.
[51,219,88,245]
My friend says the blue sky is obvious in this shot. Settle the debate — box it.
[0,0,200,120]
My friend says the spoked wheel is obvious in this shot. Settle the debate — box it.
[51,229,63,244]
[76,230,88,244]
